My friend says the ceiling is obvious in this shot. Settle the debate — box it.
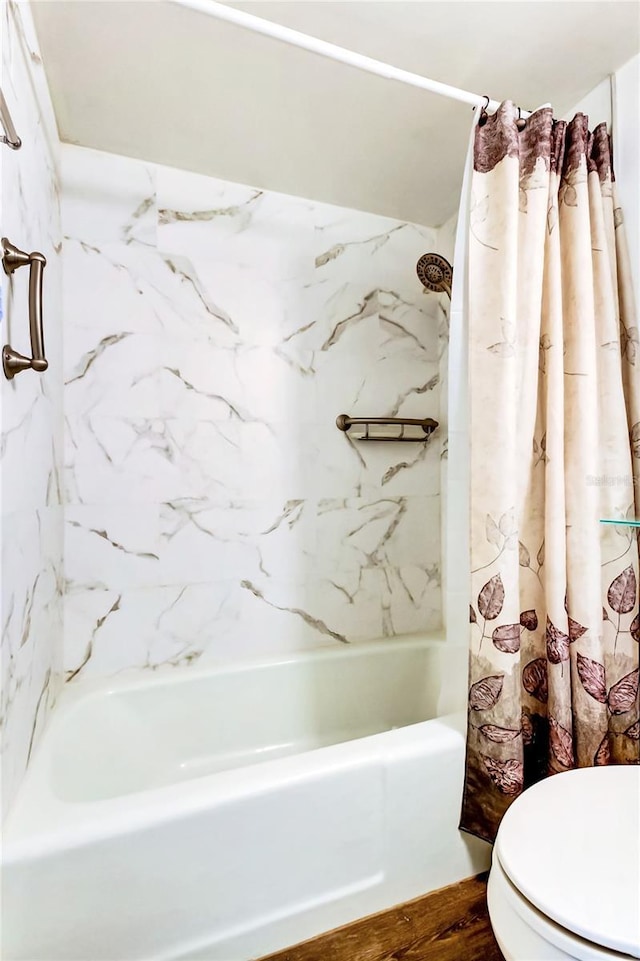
[31,0,640,227]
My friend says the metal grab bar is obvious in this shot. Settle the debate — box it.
[2,237,48,380]
[0,89,21,149]
[336,414,438,442]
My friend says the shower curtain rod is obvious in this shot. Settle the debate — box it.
[169,0,532,118]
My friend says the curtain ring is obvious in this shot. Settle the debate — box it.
[478,95,490,126]
[516,105,527,131]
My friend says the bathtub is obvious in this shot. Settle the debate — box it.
[3,633,491,961]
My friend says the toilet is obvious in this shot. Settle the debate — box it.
[487,765,640,961]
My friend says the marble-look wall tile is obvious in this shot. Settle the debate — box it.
[0,0,63,819]
[1,507,62,796]
[61,144,446,679]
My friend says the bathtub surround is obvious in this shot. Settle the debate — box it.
[461,103,640,841]
[0,0,63,820]
[61,145,448,678]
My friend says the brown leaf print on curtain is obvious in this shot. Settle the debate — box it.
[608,669,639,715]
[520,610,538,631]
[594,735,612,766]
[461,102,640,842]
[481,756,524,795]
[492,623,522,653]
[549,716,574,769]
[469,674,504,711]
[576,653,607,703]
[625,721,640,740]
[546,618,570,666]
[522,658,548,703]
[478,724,521,743]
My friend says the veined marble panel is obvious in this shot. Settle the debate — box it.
[315,495,440,574]
[62,145,446,678]
[64,413,442,505]
[1,508,62,801]
[63,495,436,591]
[1,7,62,517]
[64,561,442,680]
[0,1,63,819]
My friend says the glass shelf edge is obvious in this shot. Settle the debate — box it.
[599,519,640,527]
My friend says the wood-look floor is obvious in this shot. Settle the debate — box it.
[260,873,505,961]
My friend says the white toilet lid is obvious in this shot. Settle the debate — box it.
[495,766,640,958]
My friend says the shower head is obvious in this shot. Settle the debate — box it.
[416,253,453,299]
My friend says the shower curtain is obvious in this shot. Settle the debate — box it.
[460,102,640,842]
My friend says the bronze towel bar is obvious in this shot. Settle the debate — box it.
[336,414,438,442]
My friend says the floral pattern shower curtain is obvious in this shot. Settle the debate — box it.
[461,102,640,842]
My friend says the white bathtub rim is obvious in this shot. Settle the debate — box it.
[42,631,449,777]
[5,632,459,855]
[4,712,467,861]
[5,632,449,837]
